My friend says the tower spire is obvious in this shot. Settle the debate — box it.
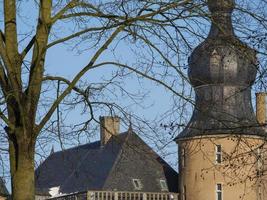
[207,0,235,37]
[176,0,265,139]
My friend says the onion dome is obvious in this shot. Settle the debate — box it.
[177,0,266,139]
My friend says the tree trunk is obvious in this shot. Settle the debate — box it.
[9,130,35,200]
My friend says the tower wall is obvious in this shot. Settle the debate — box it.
[175,0,267,199]
[178,136,267,200]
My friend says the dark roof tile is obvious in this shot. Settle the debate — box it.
[35,132,178,194]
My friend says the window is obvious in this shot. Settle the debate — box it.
[132,179,142,190]
[181,148,186,168]
[216,184,222,200]
[159,179,168,191]
[215,145,222,164]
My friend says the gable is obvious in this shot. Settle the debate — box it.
[103,133,178,192]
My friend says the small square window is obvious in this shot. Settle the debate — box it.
[132,179,142,190]
[159,179,168,191]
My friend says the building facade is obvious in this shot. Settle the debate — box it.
[176,0,267,200]
[35,117,178,200]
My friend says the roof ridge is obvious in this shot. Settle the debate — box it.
[35,140,101,173]
[49,133,129,156]
[51,140,100,155]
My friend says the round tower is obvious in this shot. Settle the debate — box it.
[176,0,267,199]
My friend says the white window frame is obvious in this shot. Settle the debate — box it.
[132,179,142,190]
[159,179,168,191]
[216,183,223,200]
[215,145,222,164]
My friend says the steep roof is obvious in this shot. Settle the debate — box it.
[35,131,178,194]
[0,178,9,197]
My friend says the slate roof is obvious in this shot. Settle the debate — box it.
[0,178,9,197]
[35,131,178,195]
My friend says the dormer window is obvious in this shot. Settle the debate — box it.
[215,145,222,164]
[132,179,142,190]
[159,179,168,191]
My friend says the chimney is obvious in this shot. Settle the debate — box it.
[100,116,120,146]
[256,92,267,125]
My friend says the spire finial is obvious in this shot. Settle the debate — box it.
[207,0,235,37]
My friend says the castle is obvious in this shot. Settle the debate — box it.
[1,0,267,200]
[35,0,267,199]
